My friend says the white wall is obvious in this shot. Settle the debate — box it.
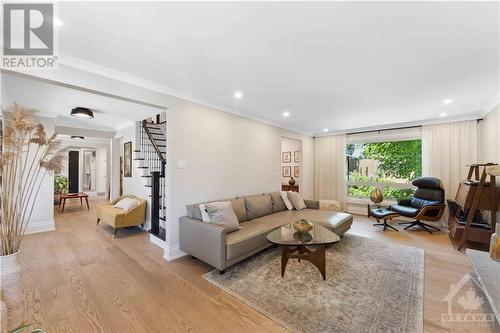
[114,124,152,227]
[478,103,500,164]
[281,137,302,186]
[165,99,314,259]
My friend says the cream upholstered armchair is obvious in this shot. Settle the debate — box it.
[97,195,147,238]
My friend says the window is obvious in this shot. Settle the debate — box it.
[346,138,422,200]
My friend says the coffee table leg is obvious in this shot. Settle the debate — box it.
[305,245,326,280]
[61,199,66,213]
[80,197,83,206]
[281,246,290,277]
[85,197,90,210]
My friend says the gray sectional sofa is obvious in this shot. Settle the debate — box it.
[179,192,353,272]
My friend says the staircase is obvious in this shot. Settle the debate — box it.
[134,113,166,241]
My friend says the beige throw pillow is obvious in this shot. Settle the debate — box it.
[113,197,139,211]
[280,191,295,210]
[204,201,240,232]
[287,191,307,210]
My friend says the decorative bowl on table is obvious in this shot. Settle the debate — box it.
[293,219,313,233]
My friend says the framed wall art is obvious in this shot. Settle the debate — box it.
[282,151,291,163]
[294,151,301,163]
[124,141,132,177]
[282,166,291,177]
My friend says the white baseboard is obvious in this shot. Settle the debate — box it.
[149,233,166,248]
[163,244,187,262]
[25,219,55,234]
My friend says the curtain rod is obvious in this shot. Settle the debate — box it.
[347,125,422,136]
[346,118,483,136]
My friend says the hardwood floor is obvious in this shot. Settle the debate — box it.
[11,197,500,332]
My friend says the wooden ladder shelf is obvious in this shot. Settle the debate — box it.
[448,163,498,251]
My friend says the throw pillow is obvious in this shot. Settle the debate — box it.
[280,191,294,210]
[199,203,211,222]
[113,197,139,211]
[287,191,307,210]
[204,201,240,232]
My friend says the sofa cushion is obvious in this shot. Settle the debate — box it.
[187,197,247,222]
[287,191,307,210]
[245,194,272,220]
[251,209,303,228]
[296,209,353,236]
[231,197,248,222]
[226,221,274,260]
[270,192,287,213]
[204,201,240,232]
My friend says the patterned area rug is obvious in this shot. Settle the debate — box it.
[204,234,424,333]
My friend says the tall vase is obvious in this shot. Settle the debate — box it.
[0,252,24,332]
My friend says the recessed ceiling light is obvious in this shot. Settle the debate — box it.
[71,107,94,119]
[440,112,448,117]
[442,98,454,105]
[71,136,84,140]
[323,128,329,132]
[53,17,63,27]
[282,111,291,118]
[233,91,243,99]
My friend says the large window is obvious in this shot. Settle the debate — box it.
[346,139,422,200]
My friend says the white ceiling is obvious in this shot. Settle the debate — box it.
[19,2,500,134]
[1,73,163,131]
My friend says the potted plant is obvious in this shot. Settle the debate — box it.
[0,104,65,331]
[54,175,68,205]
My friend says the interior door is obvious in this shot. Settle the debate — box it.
[68,151,79,193]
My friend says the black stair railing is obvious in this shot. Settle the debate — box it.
[142,120,166,238]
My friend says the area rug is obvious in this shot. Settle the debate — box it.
[204,234,424,333]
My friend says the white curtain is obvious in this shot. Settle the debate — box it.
[422,120,478,224]
[314,134,347,210]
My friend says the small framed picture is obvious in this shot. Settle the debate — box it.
[124,141,132,177]
[282,151,291,163]
[294,166,300,178]
[282,166,291,177]
[294,151,301,163]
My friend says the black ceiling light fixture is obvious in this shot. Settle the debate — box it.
[71,107,94,119]
[71,136,85,140]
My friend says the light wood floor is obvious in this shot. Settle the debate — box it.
[14,197,499,332]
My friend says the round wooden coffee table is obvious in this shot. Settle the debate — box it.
[266,223,340,280]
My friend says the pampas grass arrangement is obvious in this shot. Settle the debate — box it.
[0,103,65,256]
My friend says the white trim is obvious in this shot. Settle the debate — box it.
[481,95,500,117]
[163,244,187,262]
[25,219,55,234]
[149,233,166,249]
[59,54,312,136]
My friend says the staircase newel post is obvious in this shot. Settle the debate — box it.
[150,171,160,236]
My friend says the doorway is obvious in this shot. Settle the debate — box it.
[68,151,79,193]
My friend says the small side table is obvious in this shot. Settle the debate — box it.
[368,204,399,232]
[59,192,90,213]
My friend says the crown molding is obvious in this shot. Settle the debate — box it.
[315,113,483,137]
[58,54,313,136]
[481,93,500,117]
